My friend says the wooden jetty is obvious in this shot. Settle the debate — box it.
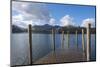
[33,48,87,64]
[11,23,93,67]
[28,23,91,65]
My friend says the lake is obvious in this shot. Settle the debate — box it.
[11,33,96,66]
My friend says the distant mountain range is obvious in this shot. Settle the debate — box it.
[12,24,96,34]
[12,25,27,33]
[32,24,61,33]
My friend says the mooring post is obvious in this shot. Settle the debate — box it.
[62,30,64,49]
[51,28,56,62]
[76,30,78,48]
[52,28,55,51]
[67,31,69,48]
[82,29,85,52]
[28,24,33,65]
[87,23,91,61]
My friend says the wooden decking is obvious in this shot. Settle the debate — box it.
[33,48,87,64]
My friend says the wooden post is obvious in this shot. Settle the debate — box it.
[51,28,56,62]
[28,24,33,65]
[87,23,91,61]
[82,29,85,52]
[76,30,78,48]
[52,28,55,51]
[62,31,64,49]
[67,31,69,48]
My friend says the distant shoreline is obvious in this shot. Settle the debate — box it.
[12,28,96,34]
[12,25,96,34]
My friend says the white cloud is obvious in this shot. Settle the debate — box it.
[49,18,56,26]
[12,14,33,28]
[12,1,51,28]
[60,15,75,26]
[12,14,23,22]
[81,18,95,27]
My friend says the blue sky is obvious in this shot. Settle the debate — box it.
[46,3,96,26]
[12,1,96,28]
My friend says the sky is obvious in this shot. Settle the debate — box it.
[12,1,96,28]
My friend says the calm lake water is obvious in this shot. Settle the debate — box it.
[11,33,96,66]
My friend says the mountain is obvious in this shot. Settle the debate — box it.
[32,24,61,33]
[11,24,96,34]
[12,25,27,33]
[33,24,53,31]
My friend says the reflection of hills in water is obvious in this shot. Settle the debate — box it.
[12,24,96,34]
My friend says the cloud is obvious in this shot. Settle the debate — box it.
[12,1,51,28]
[81,18,95,27]
[60,15,75,26]
[49,18,56,26]
[12,14,34,28]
